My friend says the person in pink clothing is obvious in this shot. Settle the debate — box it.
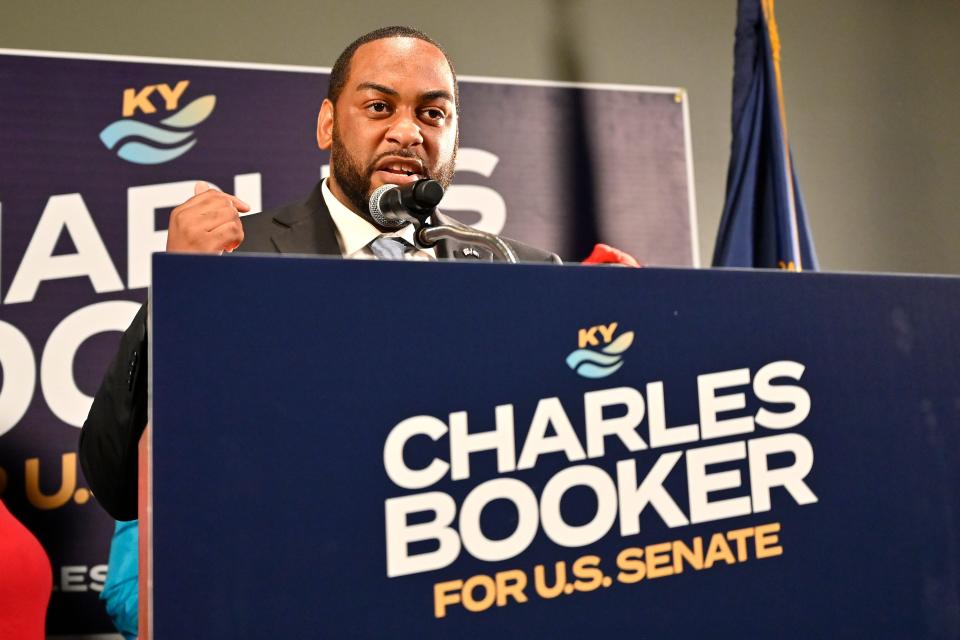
[0,499,52,639]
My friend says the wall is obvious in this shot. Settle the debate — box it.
[4,0,958,273]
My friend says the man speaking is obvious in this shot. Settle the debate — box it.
[79,26,560,521]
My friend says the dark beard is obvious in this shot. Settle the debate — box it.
[330,130,375,217]
[329,127,458,222]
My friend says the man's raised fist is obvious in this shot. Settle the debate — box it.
[165,181,250,254]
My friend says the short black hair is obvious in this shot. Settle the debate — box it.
[326,26,460,113]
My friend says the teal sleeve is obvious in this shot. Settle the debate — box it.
[100,520,139,640]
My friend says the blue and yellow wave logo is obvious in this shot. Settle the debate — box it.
[566,322,634,379]
[99,80,215,165]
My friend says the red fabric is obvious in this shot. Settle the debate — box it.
[581,243,643,268]
[0,500,51,639]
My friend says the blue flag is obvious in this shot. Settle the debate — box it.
[713,0,818,270]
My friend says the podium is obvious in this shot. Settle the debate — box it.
[142,254,960,638]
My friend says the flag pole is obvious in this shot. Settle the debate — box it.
[761,0,803,271]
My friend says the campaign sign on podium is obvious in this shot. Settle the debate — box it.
[148,254,960,638]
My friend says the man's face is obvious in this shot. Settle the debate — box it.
[318,37,458,218]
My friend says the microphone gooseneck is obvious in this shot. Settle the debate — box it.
[417,225,519,264]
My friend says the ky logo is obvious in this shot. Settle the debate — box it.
[578,322,620,348]
[122,80,191,117]
[99,79,217,165]
[567,322,635,379]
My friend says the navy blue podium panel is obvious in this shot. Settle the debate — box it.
[150,254,960,639]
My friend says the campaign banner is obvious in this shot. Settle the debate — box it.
[0,49,695,634]
[150,256,960,638]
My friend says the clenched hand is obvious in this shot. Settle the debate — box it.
[166,181,251,254]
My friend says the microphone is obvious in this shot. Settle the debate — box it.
[368,179,444,228]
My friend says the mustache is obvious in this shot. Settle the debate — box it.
[366,149,431,179]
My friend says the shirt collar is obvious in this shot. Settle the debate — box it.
[321,179,431,257]
[321,179,380,258]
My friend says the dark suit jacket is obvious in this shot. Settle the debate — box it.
[79,182,560,520]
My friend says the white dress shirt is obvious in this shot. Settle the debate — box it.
[321,179,436,261]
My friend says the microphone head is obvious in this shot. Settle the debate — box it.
[411,179,444,209]
[368,184,405,228]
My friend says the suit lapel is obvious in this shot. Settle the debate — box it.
[270,182,342,256]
